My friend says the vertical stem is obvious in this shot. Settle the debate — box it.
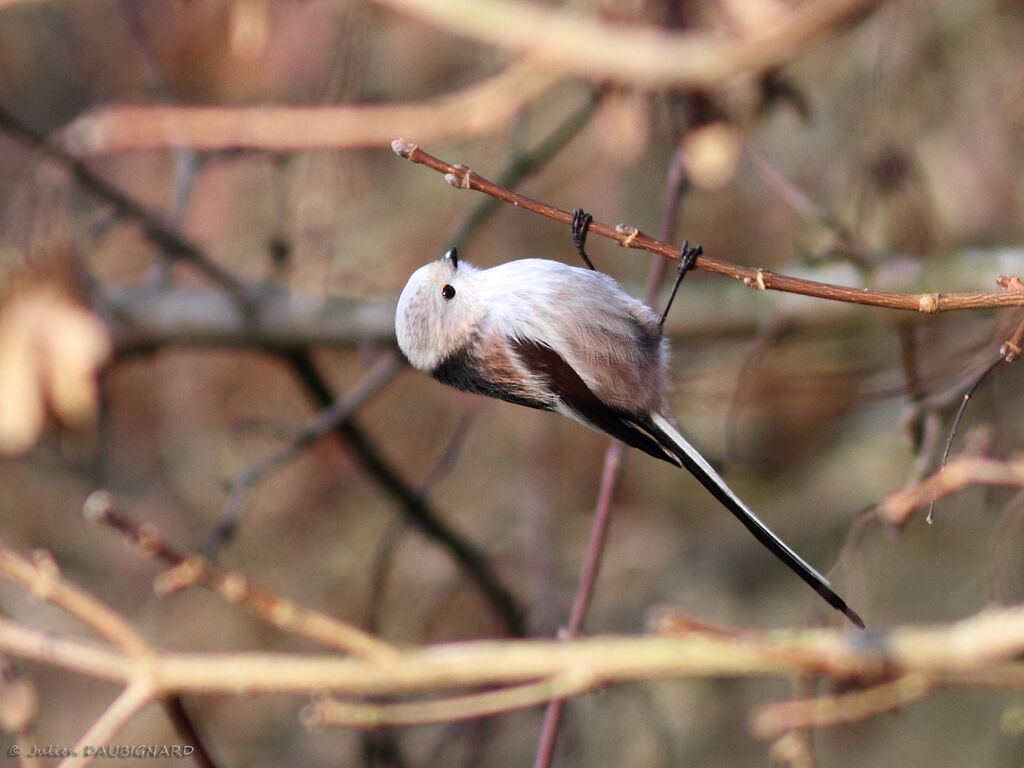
[533,151,690,768]
[533,443,622,768]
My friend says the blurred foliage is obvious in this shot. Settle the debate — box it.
[1,0,1024,766]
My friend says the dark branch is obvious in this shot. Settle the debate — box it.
[282,349,526,637]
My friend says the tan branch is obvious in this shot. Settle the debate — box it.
[371,0,881,88]
[392,140,1024,312]
[876,456,1024,526]
[751,673,934,739]
[62,680,155,768]
[0,606,1023,697]
[83,493,402,667]
[3,537,1024,735]
[60,61,561,155]
[0,542,150,656]
[302,672,596,729]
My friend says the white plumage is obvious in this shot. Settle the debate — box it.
[396,247,862,627]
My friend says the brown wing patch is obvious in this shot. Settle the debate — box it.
[510,337,679,465]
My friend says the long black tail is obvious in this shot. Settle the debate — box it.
[647,413,864,628]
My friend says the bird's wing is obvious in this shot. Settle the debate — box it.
[508,337,682,463]
[509,336,864,628]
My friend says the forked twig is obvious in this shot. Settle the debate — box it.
[82,491,402,666]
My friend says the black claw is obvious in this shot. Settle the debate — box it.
[570,208,597,271]
[678,241,702,273]
[658,240,703,331]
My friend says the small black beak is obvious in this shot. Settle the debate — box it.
[443,246,458,271]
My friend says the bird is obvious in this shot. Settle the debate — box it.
[395,245,863,628]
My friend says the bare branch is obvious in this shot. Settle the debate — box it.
[751,673,934,739]
[64,680,155,768]
[392,140,1024,313]
[83,491,403,666]
[214,352,402,548]
[0,542,150,656]
[60,61,562,155]
[371,0,880,88]
[876,456,1024,527]
[99,286,397,354]
[0,606,1023,696]
[0,103,253,307]
[302,673,595,729]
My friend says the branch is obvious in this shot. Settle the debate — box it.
[0,542,149,656]
[302,673,595,729]
[536,149,690,768]
[97,250,1024,354]
[0,102,253,307]
[213,352,403,547]
[82,491,403,666]
[2,540,1024,739]
[282,349,526,637]
[64,680,155,768]
[876,456,1024,527]
[751,673,934,739]
[1,606,1023,696]
[99,285,398,354]
[392,140,1024,313]
[371,0,880,88]
[60,61,562,155]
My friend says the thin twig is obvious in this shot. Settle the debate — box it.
[212,352,402,549]
[876,456,1024,527]
[534,444,623,768]
[392,140,1024,312]
[303,672,597,729]
[63,680,155,768]
[0,102,254,308]
[927,280,1024,520]
[745,140,858,247]
[281,349,526,637]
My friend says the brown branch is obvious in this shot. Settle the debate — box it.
[372,0,881,88]
[60,61,562,155]
[876,456,1024,527]
[392,140,1024,312]
[751,673,934,739]
[212,352,402,548]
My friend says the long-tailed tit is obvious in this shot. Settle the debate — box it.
[395,246,863,628]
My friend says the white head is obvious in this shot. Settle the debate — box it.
[395,247,483,372]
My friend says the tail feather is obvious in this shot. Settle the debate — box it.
[649,413,864,629]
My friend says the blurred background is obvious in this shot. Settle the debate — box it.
[1,0,1023,765]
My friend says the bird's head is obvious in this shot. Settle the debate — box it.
[395,247,481,372]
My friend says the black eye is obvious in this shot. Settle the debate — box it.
[441,284,456,300]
